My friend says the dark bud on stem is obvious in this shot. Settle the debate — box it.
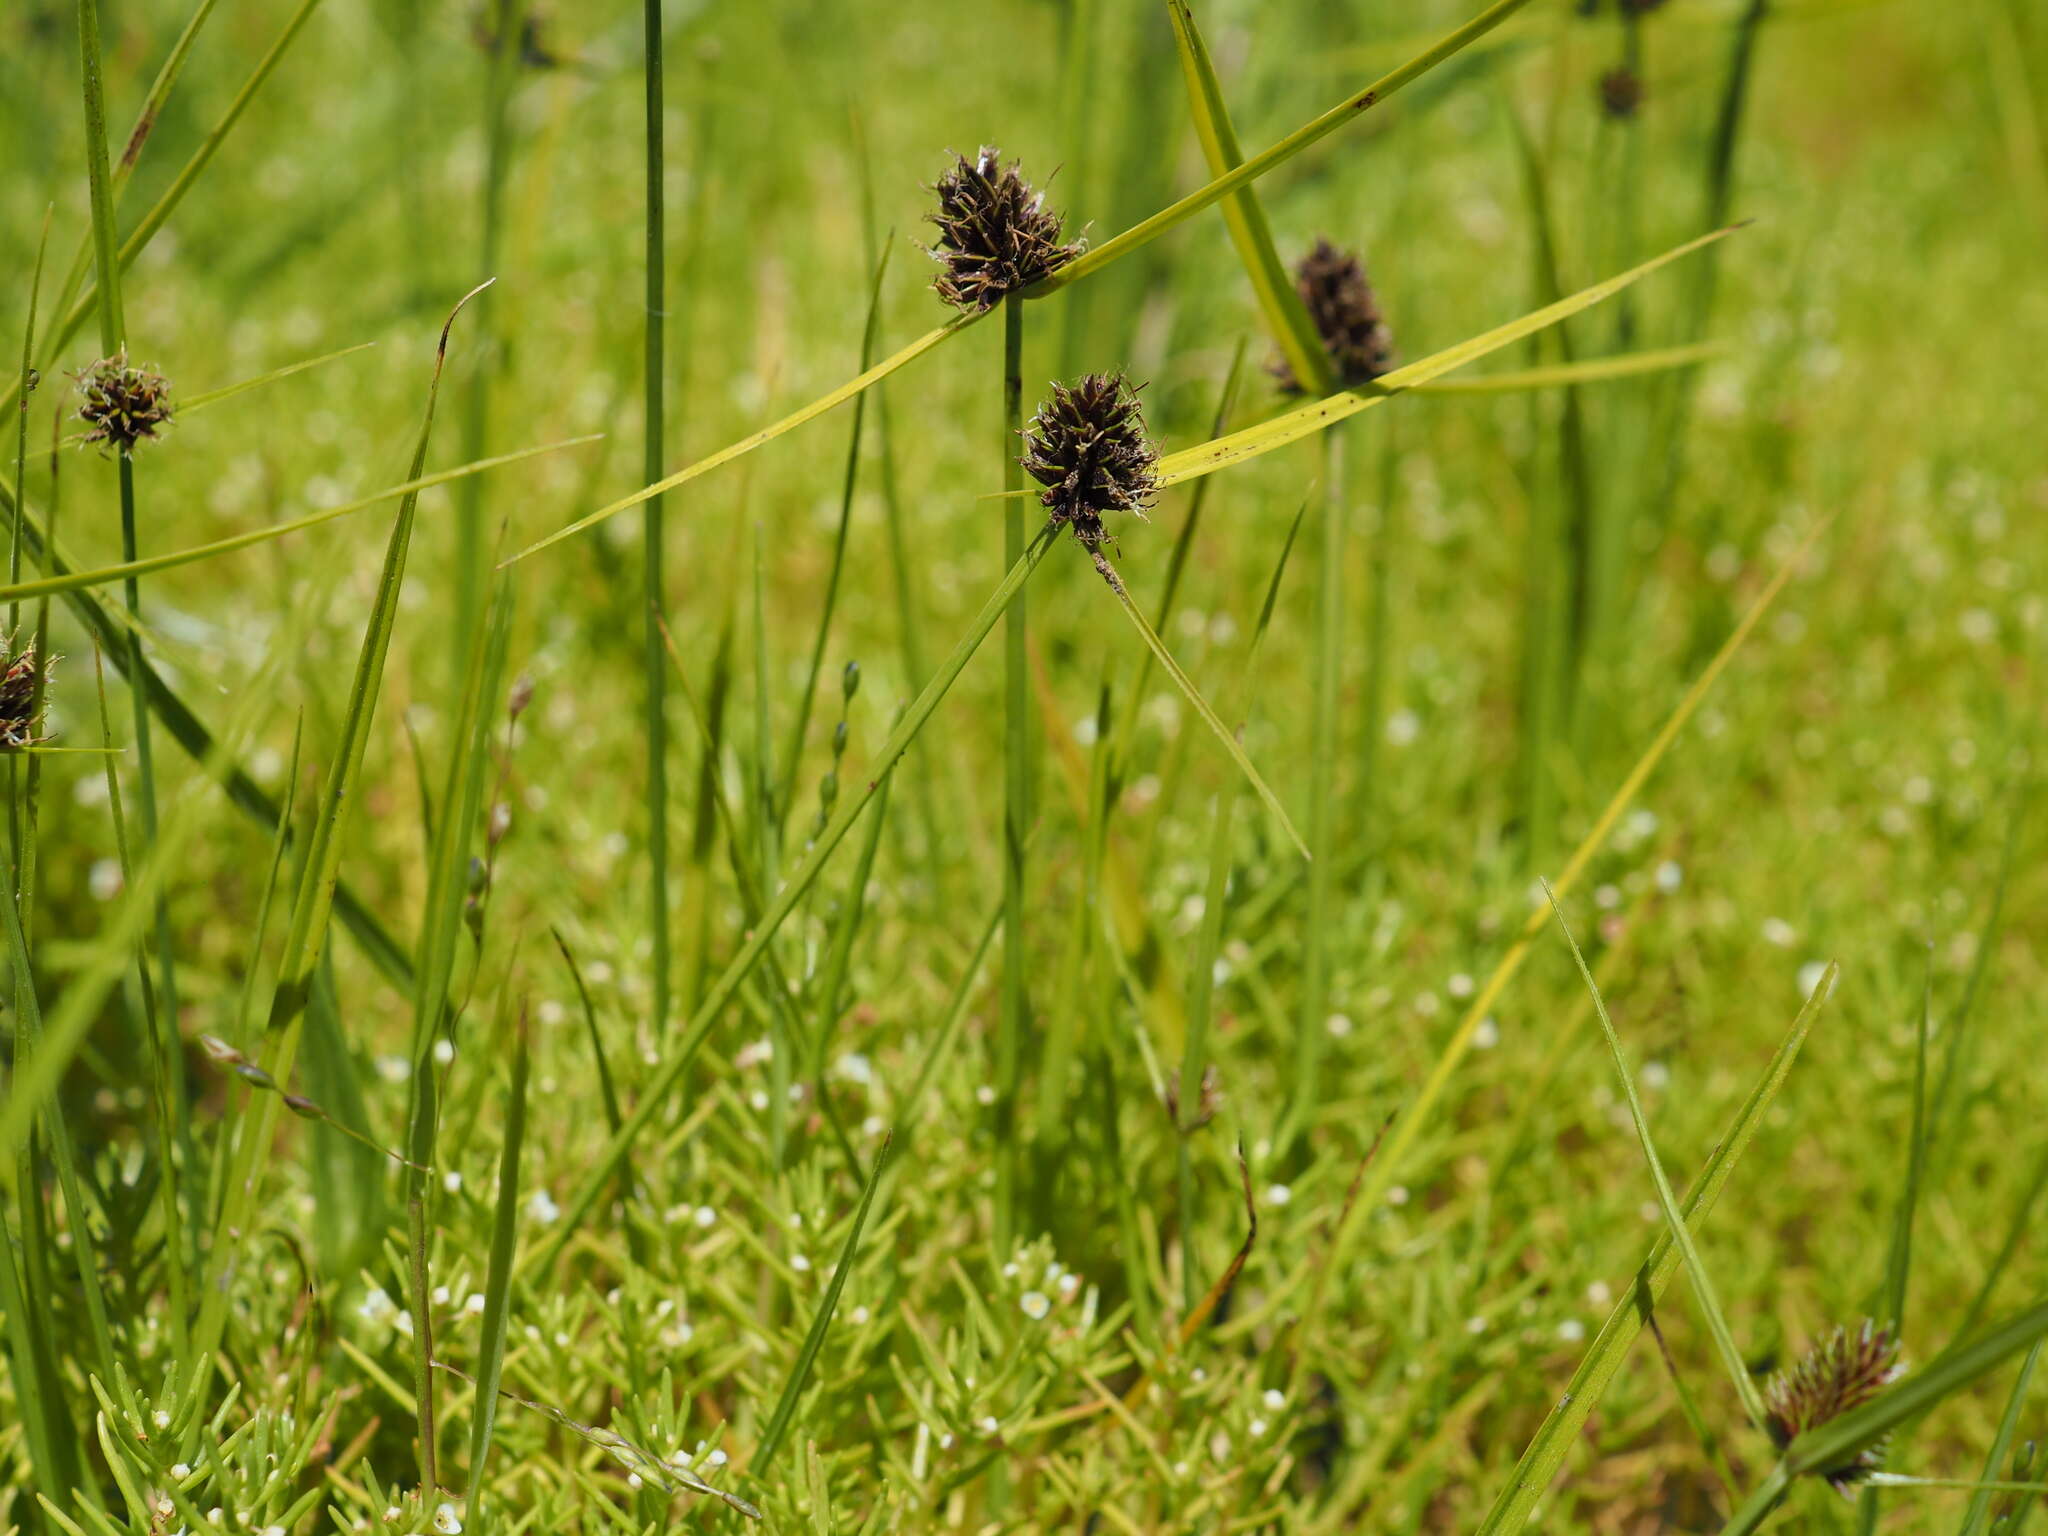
[1599,65,1645,120]
[74,349,173,456]
[1019,372,1158,551]
[925,147,1083,313]
[1275,239,1394,395]
[0,635,54,751]
[1763,1320,1905,1496]
[842,660,861,702]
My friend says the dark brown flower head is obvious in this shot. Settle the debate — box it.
[1764,1321,1905,1495]
[925,147,1083,313]
[1599,65,1645,120]
[1019,372,1157,550]
[1275,238,1394,394]
[75,349,173,455]
[0,635,55,751]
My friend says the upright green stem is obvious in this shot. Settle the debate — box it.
[1289,427,1344,1154]
[643,0,673,1039]
[995,294,1027,1250]
[79,0,189,1289]
[454,0,522,658]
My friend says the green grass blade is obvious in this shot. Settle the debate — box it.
[1546,885,1785,1430]
[466,999,530,1516]
[1163,0,1333,395]
[1961,1341,2044,1536]
[1098,551,1309,859]
[1155,225,1743,488]
[1409,343,1726,393]
[1476,976,1832,1535]
[750,1132,893,1478]
[0,435,597,607]
[504,317,972,565]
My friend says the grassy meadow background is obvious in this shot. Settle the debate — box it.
[2,0,2046,1529]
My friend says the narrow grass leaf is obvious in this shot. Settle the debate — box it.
[1547,885,1782,1429]
[1155,226,1742,488]
[751,1133,893,1477]
[1099,553,1308,858]
[467,1001,530,1515]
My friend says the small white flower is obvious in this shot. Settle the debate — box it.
[1248,1417,1269,1437]
[171,1463,191,1479]
[791,1254,812,1273]
[1263,1388,1286,1411]
[153,1409,172,1431]
[1761,917,1797,948]
[432,1038,455,1066]
[849,1305,871,1325]
[432,1285,451,1307]
[1640,1062,1670,1092]
[975,1084,997,1106]
[1020,1291,1051,1320]
[442,1170,464,1195]
[433,1502,464,1534]
[1325,1012,1353,1038]
[357,1287,396,1326]
[1264,1184,1292,1207]
[979,1416,1000,1435]
[395,1310,415,1338]
[693,1205,717,1228]
[1654,860,1683,893]
[375,1054,411,1083]
[706,1448,728,1468]
[464,1293,486,1316]
[1557,1318,1586,1343]
[1387,1184,1410,1206]
[260,1527,286,1536]
[1586,1280,1612,1307]
[526,1190,561,1225]
[1798,960,1832,999]
[1386,709,1421,747]
[1447,972,1474,999]
[748,1089,771,1111]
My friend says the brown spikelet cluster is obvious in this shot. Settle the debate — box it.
[1599,65,1645,120]
[1019,373,1157,553]
[1763,1321,1905,1495]
[74,349,174,455]
[925,148,1083,313]
[0,636,55,751]
[1275,238,1394,394]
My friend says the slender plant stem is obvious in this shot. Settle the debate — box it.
[1289,426,1345,1155]
[996,294,1027,1250]
[643,0,673,1040]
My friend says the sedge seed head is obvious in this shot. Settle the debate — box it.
[0,636,55,752]
[1599,65,1645,121]
[925,147,1082,314]
[1763,1320,1905,1494]
[74,349,173,455]
[1275,238,1394,394]
[1018,372,1157,550]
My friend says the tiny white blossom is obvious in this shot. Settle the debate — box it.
[1020,1291,1051,1320]
[1473,1017,1500,1050]
[1264,1183,1292,1207]
[432,1038,455,1066]
[792,1254,812,1273]
[526,1190,561,1225]
[1263,1388,1286,1411]
[171,1464,191,1479]
[1761,917,1797,948]
[1557,1318,1586,1343]
[433,1502,464,1534]
[1654,860,1683,894]
[464,1293,486,1316]
[694,1205,717,1228]
[442,1171,463,1195]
